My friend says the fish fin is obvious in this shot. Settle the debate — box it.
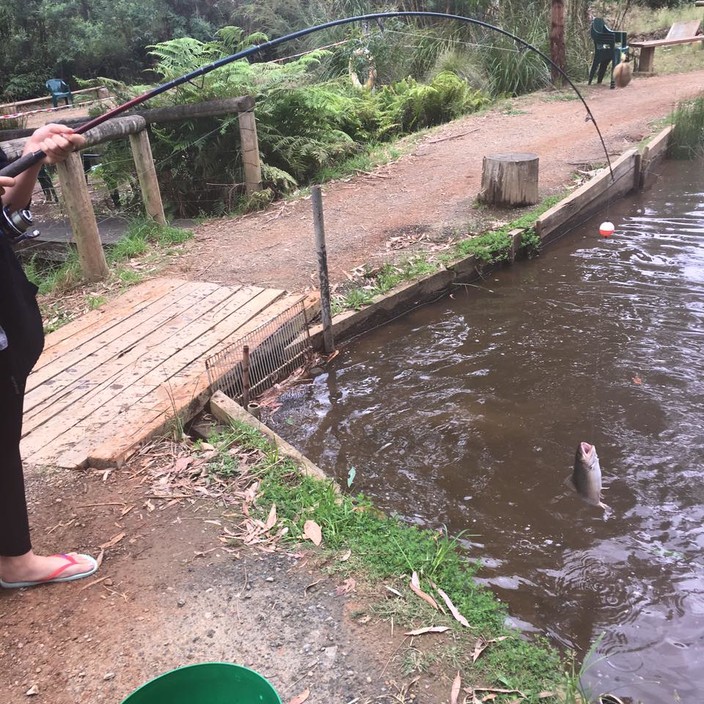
[599,502,613,520]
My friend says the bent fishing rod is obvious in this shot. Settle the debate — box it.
[0,11,613,241]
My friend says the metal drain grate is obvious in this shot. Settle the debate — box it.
[205,300,313,404]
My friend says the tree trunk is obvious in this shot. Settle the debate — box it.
[550,0,566,86]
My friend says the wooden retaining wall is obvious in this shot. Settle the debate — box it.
[313,127,677,346]
[535,148,639,244]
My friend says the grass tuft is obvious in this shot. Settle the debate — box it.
[669,94,704,160]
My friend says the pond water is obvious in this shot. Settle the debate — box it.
[268,158,704,703]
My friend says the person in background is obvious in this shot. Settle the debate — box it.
[0,123,99,588]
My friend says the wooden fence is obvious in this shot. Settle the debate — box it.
[0,96,262,281]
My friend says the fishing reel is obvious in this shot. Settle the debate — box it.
[1,206,40,245]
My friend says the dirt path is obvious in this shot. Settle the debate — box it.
[2,443,433,704]
[4,71,704,704]
[164,70,704,293]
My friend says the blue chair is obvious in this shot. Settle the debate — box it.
[588,18,628,89]
[46,79,73,108]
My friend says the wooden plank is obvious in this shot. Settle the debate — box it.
[25,280,226,410]
[22,282,248,435]
[23,287,290,466]
[209,390,334,484]
[536,149,638,239]
[34,278,190,364]
[84,294,322,468]
[630,36,704,48]
[666,20,700,40]
[46,290,308,469]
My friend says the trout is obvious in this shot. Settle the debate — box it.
[569,442,608,509]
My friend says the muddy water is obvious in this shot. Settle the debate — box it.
[268,158,704,703]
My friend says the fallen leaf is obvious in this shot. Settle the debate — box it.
[470,687,524,698]
[450,671,461,704]
[347,466,356,487]
[287,688,310,704]
[409,571,439,610]
[303,520,322,546]
[632,375,642,384]
[404,625,450,636]
[304,579,323,594]
[472,636,508,663]
[264,503,277,531]
[384,585,403,597]
[99,531,126,550]
[339,549,352,562]
[173,456,193,473]
[336,577,356,595]
[436,586,470,627]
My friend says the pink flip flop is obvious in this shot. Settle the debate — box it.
[0,553,98,589]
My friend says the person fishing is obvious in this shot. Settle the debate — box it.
[0,123,99,588]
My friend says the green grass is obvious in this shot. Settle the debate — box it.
[204,421,573,702]
[315,141,406,183]
[330,195,562,315]
[669,94,704,159]
[625,3,703,35]
[332,256,439,313]
[621,3,704,76]
[26,218,193,330]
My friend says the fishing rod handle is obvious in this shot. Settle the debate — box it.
[0,150,47,178]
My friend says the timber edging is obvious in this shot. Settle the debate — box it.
[309,126,676,347]
[210,390,338,489]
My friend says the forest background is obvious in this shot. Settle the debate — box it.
[0,0,693,220]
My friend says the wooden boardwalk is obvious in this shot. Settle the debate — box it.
[21,278,317,469]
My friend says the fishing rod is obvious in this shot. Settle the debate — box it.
[0,11,613,240]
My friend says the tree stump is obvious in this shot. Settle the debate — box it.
[479,152,539,207]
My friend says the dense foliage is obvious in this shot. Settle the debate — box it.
[105,31,490,217]
[0,0,597,101]
[1,1,601,216]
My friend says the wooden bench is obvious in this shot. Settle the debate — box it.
[629,20,704,74]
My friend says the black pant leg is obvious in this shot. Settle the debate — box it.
[0,354,32,556]
[0,238,45,557]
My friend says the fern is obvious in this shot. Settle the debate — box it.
[130,26,490,216]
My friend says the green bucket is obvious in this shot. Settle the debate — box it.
[120,663,282,704]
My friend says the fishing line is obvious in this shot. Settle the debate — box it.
[0,11,614,181]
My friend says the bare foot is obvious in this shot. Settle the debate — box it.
[0,551,97,587]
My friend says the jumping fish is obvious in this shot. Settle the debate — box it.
[568,441,608,509]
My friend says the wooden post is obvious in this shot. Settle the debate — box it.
[55,152,109,281]
[128,128,166,225]
[238,110,262,195]
[311,186,335,354]
[479,152,539,207]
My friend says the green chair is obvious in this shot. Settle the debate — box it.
[588,18,628,89]
[46,79,73,108]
